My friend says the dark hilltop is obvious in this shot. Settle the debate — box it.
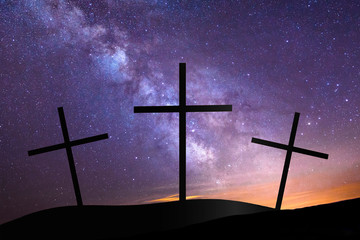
[1,198,360,239]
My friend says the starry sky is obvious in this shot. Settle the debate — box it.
[1,0,360,224]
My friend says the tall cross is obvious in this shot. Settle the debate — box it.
[251,112,328,210]
[134,63,232,202]
[28,107,109,206]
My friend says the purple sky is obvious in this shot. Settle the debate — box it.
[1,0,360,224]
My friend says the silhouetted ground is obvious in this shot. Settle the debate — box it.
[1,198,359,239]
[0,199,270,239]
[143,198,360,240]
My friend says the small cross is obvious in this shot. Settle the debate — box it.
[28,107,109,206]
[251,112,328,210]
[134,63,232,202]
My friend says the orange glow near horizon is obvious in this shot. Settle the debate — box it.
[207,181,360,209]
[145,181,360,210]
[145,194,201,203]
[281,181,360,209]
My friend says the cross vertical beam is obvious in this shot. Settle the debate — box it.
[251,112,328,210]
[28,107,109,206]
[276,112,299,210]
[58,107,83,206]
[179,63,186,202]
[134,63,232,202]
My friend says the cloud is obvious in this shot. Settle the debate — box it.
[187,67,226,105]
[95,46,130,83]
[27,0,97,44]
[187,137,216,168]
[24,0,131,80]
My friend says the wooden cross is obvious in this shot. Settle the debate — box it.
[28,107,109,206]
[134,63,232,202]
[251,112,328,210]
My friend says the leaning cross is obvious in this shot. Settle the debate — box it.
[28,107,109,206]
[134,63,232,202]
[251,112,328,210]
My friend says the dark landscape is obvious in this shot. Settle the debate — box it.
[0,199,270,239]
[1,198,360,239]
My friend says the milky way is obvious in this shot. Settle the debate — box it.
[1,0,360,224]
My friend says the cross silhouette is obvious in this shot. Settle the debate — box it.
[28,107,109,206]
[251,112,328,210]
[134,63,232,202]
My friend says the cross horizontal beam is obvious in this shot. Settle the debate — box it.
[28,133,109,156]
[251,138,328,159]
[134,105,232,113]
[28,142,66,156]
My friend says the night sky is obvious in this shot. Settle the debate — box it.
[1,0,360,224]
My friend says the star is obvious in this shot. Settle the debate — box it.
[1,0,360,224]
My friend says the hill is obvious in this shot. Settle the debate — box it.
[2,198,359,239]
[0,199,271,239]
[144,198,360,239]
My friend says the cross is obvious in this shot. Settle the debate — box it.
[134,63,232,202]
[251,112,328,210]
[28,107,109,206]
